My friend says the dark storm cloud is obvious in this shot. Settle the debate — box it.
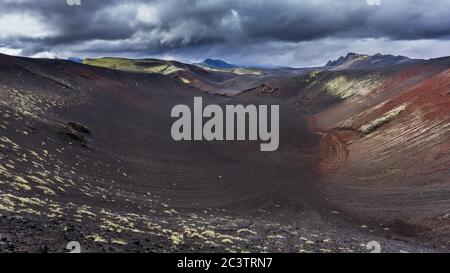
[2,0,134,44]
[1,0,450,65]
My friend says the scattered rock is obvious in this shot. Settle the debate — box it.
[55,122,91,147]
[68,122,90,135]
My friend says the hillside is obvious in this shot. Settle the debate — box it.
[83,57,276,95]
[240,56,450,245]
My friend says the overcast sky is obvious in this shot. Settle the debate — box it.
[1,0,450,67]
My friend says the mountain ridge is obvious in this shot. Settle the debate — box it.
[325,52,419,70]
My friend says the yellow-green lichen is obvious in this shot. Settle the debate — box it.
[359,104,407,135]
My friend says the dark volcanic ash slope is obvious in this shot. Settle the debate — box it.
[0,53,438,253]
[240,57,450,247]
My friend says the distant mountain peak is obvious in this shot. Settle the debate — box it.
[326,53,417,70]
[67,57,84,63]
[202,59,236,69]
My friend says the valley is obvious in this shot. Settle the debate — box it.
[0,52,449,253]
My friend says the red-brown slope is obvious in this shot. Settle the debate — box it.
[314,60,450,245]
[241,57,450,245]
